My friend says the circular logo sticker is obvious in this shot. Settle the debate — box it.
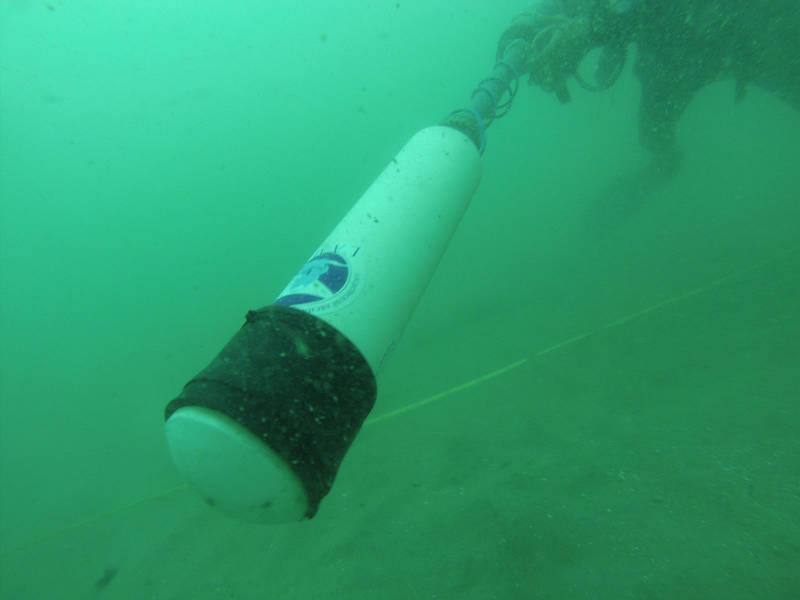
[274,251,357,313]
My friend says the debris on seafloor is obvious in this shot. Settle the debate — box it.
[95,566,118,591]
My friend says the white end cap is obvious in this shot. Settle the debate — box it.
[165,406,309,523]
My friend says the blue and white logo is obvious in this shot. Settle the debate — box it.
[275,251,355,311]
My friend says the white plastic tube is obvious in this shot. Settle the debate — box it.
[165,125,482,523]
[276,125,482,372]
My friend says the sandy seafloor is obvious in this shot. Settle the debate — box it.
[3,243,799,599]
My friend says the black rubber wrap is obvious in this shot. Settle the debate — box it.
[164,304,377,518]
